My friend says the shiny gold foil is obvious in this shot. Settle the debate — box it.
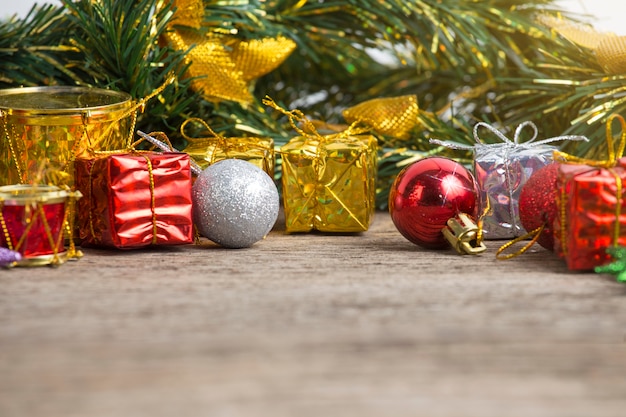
[171,0,204,29]
[226,36,298,83]
[165,29,254,104]
[163,0,296,104]
[181,118,275,177]
[539,14,626,74]
[280,134,378,233]
[264,96,378,233]
[342,95,420,140]
[0,86,134,187]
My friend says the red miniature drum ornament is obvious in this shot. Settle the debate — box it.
[0,185,82,267]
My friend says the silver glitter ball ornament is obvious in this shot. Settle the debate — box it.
[192,159,280,248]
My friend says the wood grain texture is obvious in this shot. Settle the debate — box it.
[1,212,625,417]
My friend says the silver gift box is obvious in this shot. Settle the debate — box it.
[431,121,587,240]
[474,142,554,239]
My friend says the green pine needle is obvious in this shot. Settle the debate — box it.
[0,0,617,205]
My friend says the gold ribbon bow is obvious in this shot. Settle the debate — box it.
[263,96,372,170]
[342,95,421,140]
[179,117,274,175]
[163,0,297,105]
[181,118,242,165]
[539,14,626,74]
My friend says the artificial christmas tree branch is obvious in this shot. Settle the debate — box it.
[0,0,608,206]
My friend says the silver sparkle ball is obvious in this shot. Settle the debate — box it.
[192,159,280,248]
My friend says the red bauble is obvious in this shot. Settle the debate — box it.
[389,157,478,249]
[519,162,560,250]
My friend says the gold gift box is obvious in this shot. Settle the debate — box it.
[183,136,275,177]
[280,134,378,233]
[181,118,275,177]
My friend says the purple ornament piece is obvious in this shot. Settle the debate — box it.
[0,247,21,267]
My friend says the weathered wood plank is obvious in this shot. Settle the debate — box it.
[1,212,625,417]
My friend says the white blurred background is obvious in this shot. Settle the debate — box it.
[0,0,622,33]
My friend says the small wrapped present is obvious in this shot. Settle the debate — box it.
[181,118,275,178]
[74,151,193,249]
[264,97,378,233]
[431,121,586,239]
[554,114,626,270]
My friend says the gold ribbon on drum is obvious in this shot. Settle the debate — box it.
[162,0,297,105]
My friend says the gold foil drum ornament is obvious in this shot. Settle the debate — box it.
[0,86,134,188]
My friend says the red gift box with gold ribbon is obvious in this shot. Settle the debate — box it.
[74,152,193,249]
[554,114,626,270]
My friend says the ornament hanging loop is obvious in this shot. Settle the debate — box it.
[442,213,487,255]
[181,117,225,143]
[262,96,323,140]
[262,95,371,141]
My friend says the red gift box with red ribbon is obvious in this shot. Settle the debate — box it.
[74,152,193,249]
[553,114,626,270]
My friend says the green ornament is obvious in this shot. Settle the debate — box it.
[595,246,626,282]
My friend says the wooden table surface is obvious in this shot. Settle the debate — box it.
[1,211,625,417]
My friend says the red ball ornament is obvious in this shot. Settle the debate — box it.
[389,157,478,249]
[519,162,560,250]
